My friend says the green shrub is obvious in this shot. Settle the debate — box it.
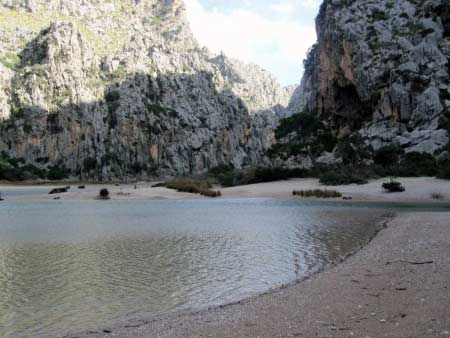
[373,148,443,178]
[98,188,110,200]
[399,12,409,19]
[251,167,307,184]
[336,134,373,167]
[47,165,70,180]
[207,164,236,186]
[275,112,322,140]
[23,123,33,133]
[439,109,450,131]
[382,180,405,193]
[269,111,337,160]
[374,144,403,167]
[0,152,51,181]
[105,90,121,117]
[317,130,338,153]
[293,189,342,198]
[319,170,368,186]
[0,52,20,70]
[83,157,98,171]
[208,165,307,187]
[436,159,450,179]
[208,164,235,176]
[0,166,26,181]
[398,152,438,177]
[20,164,48,179]
[371,9,389,21]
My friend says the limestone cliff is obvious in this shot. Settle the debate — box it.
[282,0,450,167]
[0,0,291,179]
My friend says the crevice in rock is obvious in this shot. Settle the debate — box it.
[322,83,373,132]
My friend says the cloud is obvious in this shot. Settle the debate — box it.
[270,1,295,14]
[300,0,322,9]
[271,0,320,13]
[184,0,317,86]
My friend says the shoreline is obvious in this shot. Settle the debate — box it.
[68,215,393,338]
[1,177,450,204]
[73,210,450,338]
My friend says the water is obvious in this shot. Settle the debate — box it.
[0,198,393,337]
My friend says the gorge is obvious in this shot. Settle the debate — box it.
[1,1,450,338]
[1,0,450,181]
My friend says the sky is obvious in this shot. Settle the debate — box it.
[184,0,322,86]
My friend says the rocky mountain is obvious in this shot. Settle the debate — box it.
[0,0,292,180]
[276,0,450,168]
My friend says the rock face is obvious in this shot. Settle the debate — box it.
[292,0,450,159]
[210,53,295,117]
[0,64,13,121]
[0,0,290,179]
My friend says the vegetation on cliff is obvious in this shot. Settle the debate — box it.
[266,109,450,186]
[267,112,337,160]
[0,152,70,181]
[208,165,308,187]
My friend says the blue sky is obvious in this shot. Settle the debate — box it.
[185,0,321,86]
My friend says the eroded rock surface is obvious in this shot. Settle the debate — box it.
[287,0,450,164]
[0,0,291,179]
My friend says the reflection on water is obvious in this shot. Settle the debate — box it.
[0,199,390,337]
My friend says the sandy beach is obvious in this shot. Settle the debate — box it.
[1,177,450,203]
[74,211,450,338]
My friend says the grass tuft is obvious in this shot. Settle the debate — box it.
[293,189,342,198]
[431,192,443,200]
[165,178,221,198]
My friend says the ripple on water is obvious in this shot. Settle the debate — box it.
[0,199,390,337]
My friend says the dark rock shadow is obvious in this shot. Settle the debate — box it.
[0,70,275,180]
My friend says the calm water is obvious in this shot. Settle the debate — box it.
[0,198,392,337]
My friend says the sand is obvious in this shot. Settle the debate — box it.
[221,177,450,202]
[74,211,450,338]
[2,177,450,203]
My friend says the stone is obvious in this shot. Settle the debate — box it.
[410,86,444,127]
[398,61,419,74]
[403,129,449,154]
[316,152,341,166]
